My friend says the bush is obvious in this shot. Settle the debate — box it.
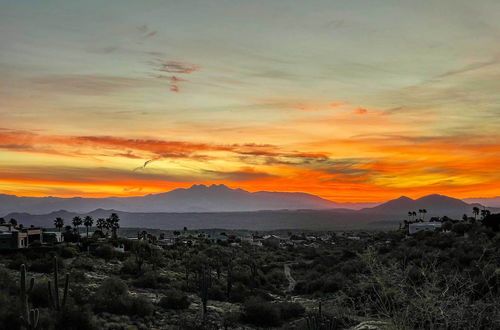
[94,244,116,260]
[30,281,51,308]
[72,256,95,271]
[56,303,97,330]
[30,255,63,273]
[132,271,159,289]
[92,278,153,316]
[7,254,27,270]
[278,302,305,321]
[242,297,281,327]
[60,246,80,258]
[208,285,226,301]
[120,257,139,275]
[129,296,154,317]
[159,289,190,310]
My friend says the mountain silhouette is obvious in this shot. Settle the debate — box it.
[361,193,485,217]
[0,184,376,215]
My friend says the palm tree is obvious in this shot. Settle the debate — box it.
[422,209,427,221]
[83,216,94,238]
[9,218,17,227]
[472,207,480,220]
[412,211,417,221]
[107,213,120,239]
[418,209,422,220]
[0,218,5,225]
[408,211,412,221]
[96,218,106,235]
[72,216,82,234]
[480,209,491,220]
[54,217,64,232]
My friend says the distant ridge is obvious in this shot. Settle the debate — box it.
[361,194,486,216]
[0,184,377,215]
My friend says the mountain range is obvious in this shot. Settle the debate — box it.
[1,184,498,230]
[0,184,378,215]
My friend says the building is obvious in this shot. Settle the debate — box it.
[43,232,64,244]
[409,222,442,235]
[0,225,28,249]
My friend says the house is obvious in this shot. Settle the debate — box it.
[409,222,442,235]
[0,225,28,249]
[43,232,64,244]
[23,227,43,245]
[262,235,281,248]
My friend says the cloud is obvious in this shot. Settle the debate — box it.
[30,74,154,95]
[354,108,368,115]
[200,168,277,181]
[157,61,199,74]
[133,158,160,171]
[137,25,158,38]
[150,59,200,92]
[433,55,500,80]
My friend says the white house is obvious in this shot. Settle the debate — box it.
[409,222,442,235]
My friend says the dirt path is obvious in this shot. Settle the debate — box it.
[284,263,296,293]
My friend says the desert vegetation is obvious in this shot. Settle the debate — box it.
[0,211,499,329]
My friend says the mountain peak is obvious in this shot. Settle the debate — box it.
[188,184,232,191]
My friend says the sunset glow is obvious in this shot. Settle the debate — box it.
[1,1,499,202]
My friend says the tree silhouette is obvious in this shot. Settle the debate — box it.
[9,218,18,227]
[72,216,82,234]
[422,209,427,221]
[96,218,106,236]
[107,213,120,239]
[54,217,64,232]
[473,207,480,220]
[0,217,5,225]
[83,216,94,238]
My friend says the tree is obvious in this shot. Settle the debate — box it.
[107,213,120,239]
[473,207,480,220]
[72,216,82,234]
[83,216,94,238]
[0,217,5,225]
[10,218,18,227]
[96,218,106,235]
[481,209,491,220]
[408,212,412,221]
[422,209,427,221]
[54,217,64,232]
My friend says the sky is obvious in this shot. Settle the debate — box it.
[1,0,499,202]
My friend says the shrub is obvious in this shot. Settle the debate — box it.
[72,256,95,271]
[278,302,305,321]
[208,285,226,301]
[30,281,51,308]
[60,246,80,258]
[129,296,154,317]
[159,289,190,310]
[92,278,153,316]
[7,254,27,270]
[56,303,97,330]
[30,255,63,273]
[94,244,116,260]
[132,271,159,289]
[242,297,281,327]
[120,257,139,275]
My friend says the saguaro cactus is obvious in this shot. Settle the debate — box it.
[199,266,211,318]
[47,256,69,311]
[19,264,39,330]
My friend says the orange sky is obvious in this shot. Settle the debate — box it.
[1,1,500,202]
